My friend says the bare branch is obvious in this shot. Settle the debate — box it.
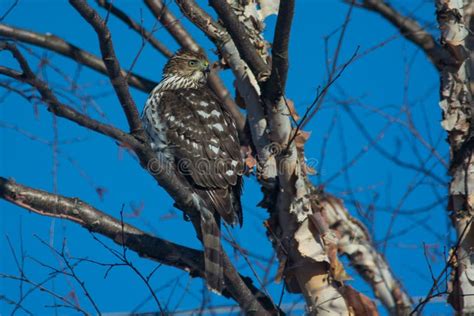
[340,100,447,185]
[0,177,281,315]
[0,0,19,22]
[299,3,357,130]
[413,219,473,314]
[355,0,454,70]
[262,0,295,102]
[0,177,205,278]
[144,0,199,51]
[0,273,90,315]
[96,0,173,58]
[208,0,270,81]
[0,42,141,150]
[0,23,157,92]
[321,195,413,314]
[35,239,103,315]
[69,0,144,137]
[295,48,359,138]
[175,0,226,44]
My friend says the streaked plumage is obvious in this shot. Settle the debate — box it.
[142,49,243,292]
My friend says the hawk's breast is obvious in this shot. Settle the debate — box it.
[143,87,243,190]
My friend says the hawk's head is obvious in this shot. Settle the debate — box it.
[163,49,210,87]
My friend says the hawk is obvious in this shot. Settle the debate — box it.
[142,49,244,293]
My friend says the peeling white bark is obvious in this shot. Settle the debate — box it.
[225,2,352,313]
[322,196,412,315]
[436,0,474,313]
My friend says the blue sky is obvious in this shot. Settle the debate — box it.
[1,1,451,315]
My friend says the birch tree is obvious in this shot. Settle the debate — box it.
[0,0,469,315]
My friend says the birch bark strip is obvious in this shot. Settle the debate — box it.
[436,0,474,313]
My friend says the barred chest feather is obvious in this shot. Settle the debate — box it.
[141,75,243,189]
[142,75,200,160]
[142,89,170,158]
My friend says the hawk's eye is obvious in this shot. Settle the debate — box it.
[188,60,198,67]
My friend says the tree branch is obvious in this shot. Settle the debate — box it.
[321,194,413,314]
[0,42,141,150]
[208,0,270,81]
[69,0,144,138]
[262,0,295,102]
[355,0,454,70]
[0,23,157,92]
[175,0,227,44]
[0,177,202,274]
[144,0,199,51]
[0,177,280,314]
[96,0,173,58]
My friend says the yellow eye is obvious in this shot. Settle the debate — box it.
[188,60,198,67]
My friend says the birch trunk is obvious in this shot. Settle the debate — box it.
[436,0,474,313]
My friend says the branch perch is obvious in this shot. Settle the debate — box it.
[0,177,279,314]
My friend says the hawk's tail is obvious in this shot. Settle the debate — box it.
[201,215,224,293]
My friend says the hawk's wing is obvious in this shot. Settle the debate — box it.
[157,88,244,225]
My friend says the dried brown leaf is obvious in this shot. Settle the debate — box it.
[274,257,286,284]
[286,99,299,121]
[323,233,351,282]
[303,162,317,175]
[293,129,311,149]
[332,256,351,282]
[340,285,378,316]
[241,145,257,171]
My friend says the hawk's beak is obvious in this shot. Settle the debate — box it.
[202,61,210,73]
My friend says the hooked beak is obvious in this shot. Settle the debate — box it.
[201,61,210,74]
